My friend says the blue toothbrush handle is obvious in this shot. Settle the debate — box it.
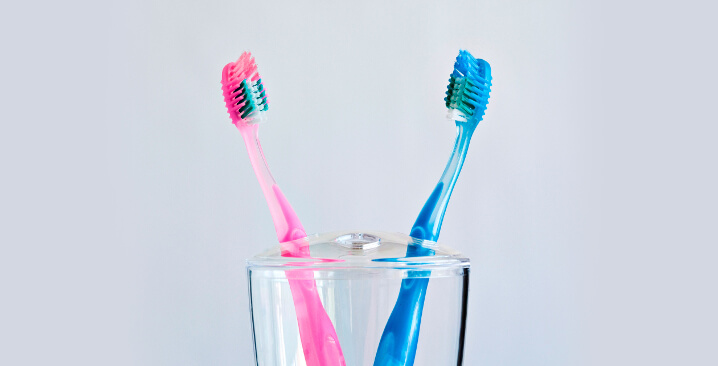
[374,245,433,366]
[373,276,430,366]
[374,124,475,366]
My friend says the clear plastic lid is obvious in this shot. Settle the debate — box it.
[247,230,469,278]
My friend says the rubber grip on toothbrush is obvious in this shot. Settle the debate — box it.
[286,269,346,366]
[281,238,346,366]
[276,200,346,366]
[372,192,439,366]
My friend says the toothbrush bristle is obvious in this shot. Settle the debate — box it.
[221,52,269,123]
[445,50,492,122]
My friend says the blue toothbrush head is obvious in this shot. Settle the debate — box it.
[445,50,492,124]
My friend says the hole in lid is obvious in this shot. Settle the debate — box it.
[334,233,381,250]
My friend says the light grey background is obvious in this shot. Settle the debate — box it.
[1,0,716,365]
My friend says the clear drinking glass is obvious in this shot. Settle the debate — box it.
[247,230,470,366]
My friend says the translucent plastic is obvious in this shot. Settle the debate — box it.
[247,231,470,366]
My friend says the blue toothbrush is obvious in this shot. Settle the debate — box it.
[373,50,492,366]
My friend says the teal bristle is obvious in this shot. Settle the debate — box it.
[444,50,492,122]
[233,78,268,119]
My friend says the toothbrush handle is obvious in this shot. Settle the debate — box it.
[409,123,474,242]
[374,124,474,366]
[238,124,307,243]
[286,269,347,366]
[373,276,430,366]
[281,240,347,366]
[238,124,346,365]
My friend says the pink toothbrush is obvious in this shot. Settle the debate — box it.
[221,52,346,366]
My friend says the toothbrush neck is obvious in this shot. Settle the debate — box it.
[410,122,475,242]
[238,123,307,243]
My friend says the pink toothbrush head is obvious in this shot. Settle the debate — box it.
[221,52,268,125]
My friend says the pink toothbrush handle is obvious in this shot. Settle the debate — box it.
[286,268,346,366]
[239,124,306,243]
[282,240,346,366]
[238,124,346,365]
